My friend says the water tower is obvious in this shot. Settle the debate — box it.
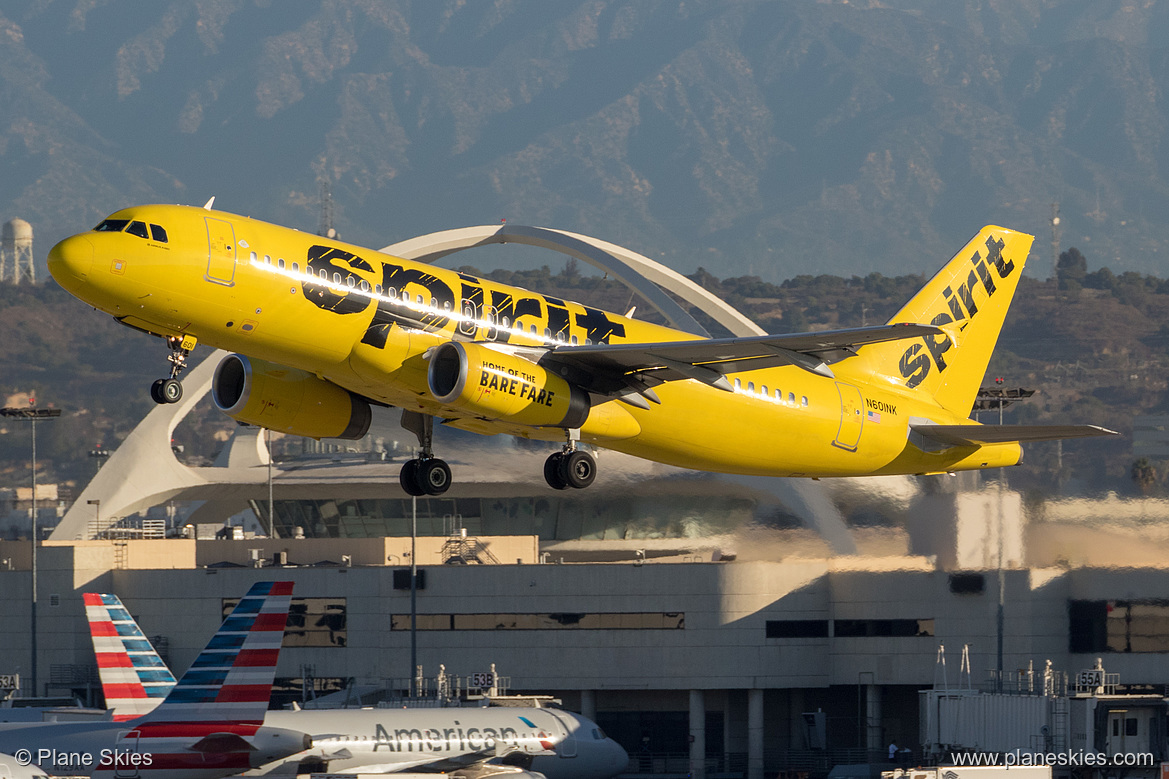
[1,218,34,284]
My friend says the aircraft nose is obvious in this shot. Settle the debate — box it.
[48,234,94,282]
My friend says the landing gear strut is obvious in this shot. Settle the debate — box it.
[150,335,196,405]
[544,429,596,490]
[399,410,452,496]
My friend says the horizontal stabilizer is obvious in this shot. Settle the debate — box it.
[911,423,1119,447]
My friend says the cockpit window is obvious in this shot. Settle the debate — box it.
[149,224,168,243]
[94,219,129,232]
[126,221,149,239]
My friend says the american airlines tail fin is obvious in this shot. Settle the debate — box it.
[83,593,177,721]
[858,226,1033,417]
[136,580,293,725]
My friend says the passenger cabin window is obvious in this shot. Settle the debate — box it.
[94,219,129,232]
[734,378,742,390]
[278,258,285,269]
[788,392,795,404]
[801,396,809,407]
[264,255,272,264]
[292,262,299,273]
[319,269,327,279]
[126,221,149,239]
[249,251,257,262]
[333,272,342,284]
[748,381,755,392]
[149,224,168,242]
[774,389,781,400]
[531,325,538,335]
[375,285,383,295]
[346,276,355,288]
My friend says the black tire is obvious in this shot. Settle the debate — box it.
[399,459,425,497]
[560,450,597,489]
[543,452,569,490]
[149,379,167,405]
[160,378,183,404]
[419,458,452,496]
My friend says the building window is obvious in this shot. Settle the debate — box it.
[222,596,346,647]
[391,612,685,630]
[949,573,985,595]
[833,619,934,637]
[766,620,828,638]
[1072,599,1169,653]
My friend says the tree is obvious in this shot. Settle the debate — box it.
[1132,457,1158,494]
[1057,248,1087,289]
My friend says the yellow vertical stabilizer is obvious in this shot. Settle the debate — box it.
[858,226,1033,417]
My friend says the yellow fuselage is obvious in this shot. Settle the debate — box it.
[48,205,1020,477]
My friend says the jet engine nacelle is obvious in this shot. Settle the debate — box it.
[213,354,372,440]
[428,342,589,429]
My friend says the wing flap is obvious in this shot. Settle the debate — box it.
[911,423,1119,447]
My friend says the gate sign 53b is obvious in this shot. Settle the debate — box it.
[471,672,494,689]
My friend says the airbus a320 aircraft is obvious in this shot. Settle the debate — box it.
[48,204,1113,494]
[85,593,628,778]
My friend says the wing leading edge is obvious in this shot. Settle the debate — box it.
[540,323,943,401]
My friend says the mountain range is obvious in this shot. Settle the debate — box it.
[2,0,1169,282]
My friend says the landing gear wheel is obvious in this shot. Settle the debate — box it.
[543,452,569,490]
[399,459,425,497]
[159,378,183,404]
[418,459,452,496]
[150,379,166,405]
[560,450,597,489]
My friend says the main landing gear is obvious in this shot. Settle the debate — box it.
[150,335,196,405]
[399,410,452,497]
[544,429,596,490]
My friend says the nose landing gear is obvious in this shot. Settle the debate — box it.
[150,335,197,405]
[544,429,596,490]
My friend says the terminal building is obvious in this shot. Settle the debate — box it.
[3,225,1169,779]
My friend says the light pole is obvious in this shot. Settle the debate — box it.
[1,402,62,698]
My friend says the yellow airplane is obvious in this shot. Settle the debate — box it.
[47,203,1114,495]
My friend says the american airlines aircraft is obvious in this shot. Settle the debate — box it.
[0,582,310,778]
[85,593,629,778]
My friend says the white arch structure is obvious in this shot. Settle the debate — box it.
[381,224,765,338]
[51,225,860,551]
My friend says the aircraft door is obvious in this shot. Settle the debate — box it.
[544,710,578,758]
[833,382,864,452]
[114,729,143,778]
[205,217,237,286]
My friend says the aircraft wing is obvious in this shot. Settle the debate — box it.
[910,423,1119,447]
[541,323,942,400]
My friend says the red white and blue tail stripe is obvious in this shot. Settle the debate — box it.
[139,580,293,725]
[83,592,177,721]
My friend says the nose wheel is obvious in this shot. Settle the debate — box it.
[150,335,196,405]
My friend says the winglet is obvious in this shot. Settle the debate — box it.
[83,593,177,721]
[139,581,293,725]
[203,196,216,210]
